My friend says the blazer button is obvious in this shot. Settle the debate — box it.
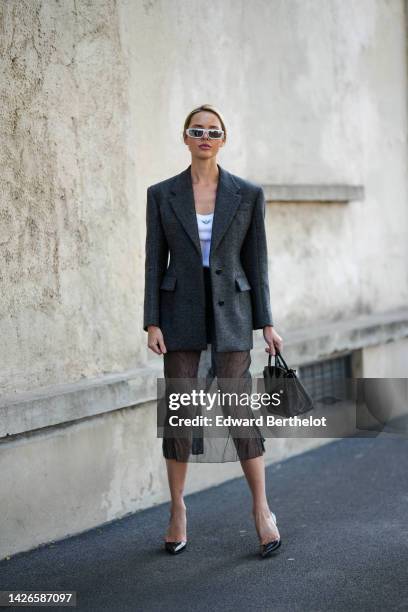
[218,300,224,306]
[215,268,222,275]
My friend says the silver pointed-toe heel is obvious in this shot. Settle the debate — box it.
[259,511,282,558]
[164,540,187,554]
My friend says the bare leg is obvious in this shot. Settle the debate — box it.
[162,350,201,543]
[213,350,278,543]
[240,455,280,544]
[164,458,188,542]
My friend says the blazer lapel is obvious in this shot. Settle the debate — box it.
[168,163,242,261]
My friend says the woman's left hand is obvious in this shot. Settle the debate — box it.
[263,325,283,355]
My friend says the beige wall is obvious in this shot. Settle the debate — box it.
[1,0,407,394]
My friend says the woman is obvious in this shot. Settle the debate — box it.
[143,104,284,558]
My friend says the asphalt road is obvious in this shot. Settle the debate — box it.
[1,435,407,612]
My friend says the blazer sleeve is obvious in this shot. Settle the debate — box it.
[143,187,169,331]
[240,186,274,329]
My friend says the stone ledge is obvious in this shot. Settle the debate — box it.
[1,307,407,440]
[262,183,364,202]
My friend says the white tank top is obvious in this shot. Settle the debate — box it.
[196,212,214,267]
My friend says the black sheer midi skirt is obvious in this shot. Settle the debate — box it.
[162,266,266,463]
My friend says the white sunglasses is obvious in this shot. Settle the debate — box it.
[185,127,224,140]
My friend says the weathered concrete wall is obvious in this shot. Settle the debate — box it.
[1,0,407,395]
[0,0,136,395]
[363,337,408,378]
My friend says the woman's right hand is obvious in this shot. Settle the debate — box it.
[147,325,167,355]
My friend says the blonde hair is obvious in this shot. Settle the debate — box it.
[183,104,227,143]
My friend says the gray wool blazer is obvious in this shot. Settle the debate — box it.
[143,163,273,352]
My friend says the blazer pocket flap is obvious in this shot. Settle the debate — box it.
[160,274,177,291]
[235,275,251,291]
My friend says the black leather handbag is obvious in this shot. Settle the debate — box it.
[262,350,315,417]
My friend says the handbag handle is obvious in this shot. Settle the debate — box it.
[267,350,289,370]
